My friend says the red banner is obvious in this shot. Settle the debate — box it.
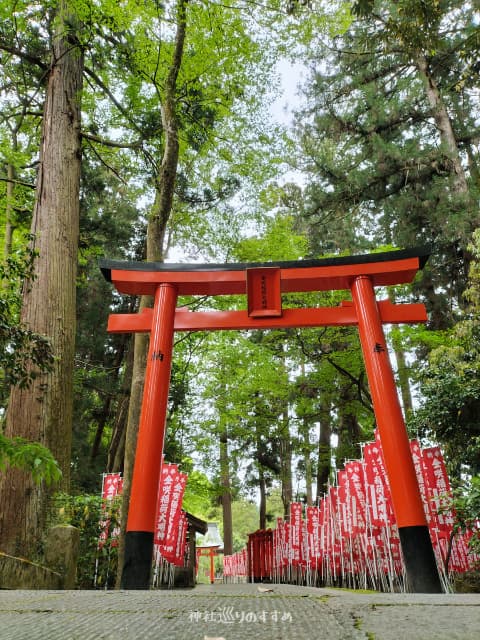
[172,511,188,566]
[410,439,433,526]
[337,470,353,538]
[345,461,367,535]
[363,442,395,526]
[154,463,178,545]
[152,463,188,567]
[306,506,321,566]
[289,502,303,566]
[99,473,123,548]
[101,472,123,500]
[224,548,248,577]
[158,470,187,561]
[422,446,455,535]
[164,471,187,545]
[277,517,289,568]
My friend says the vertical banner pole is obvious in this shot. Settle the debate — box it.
[351,275,442,593]
[121,283,178,589]
[210,549,215,584]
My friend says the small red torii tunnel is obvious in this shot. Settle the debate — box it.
[100,247,441,592]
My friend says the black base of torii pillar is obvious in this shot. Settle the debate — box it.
[121,532,154,589]
[101,247,442,592]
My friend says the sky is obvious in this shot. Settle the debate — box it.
[269,59,306,127]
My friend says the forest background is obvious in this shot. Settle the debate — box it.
[1,0,480,586]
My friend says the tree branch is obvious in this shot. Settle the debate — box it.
[83,66,145,136]
[83,138,127,185]
[326,356,373,412]
[0,176,35,189]
[81,131,143,150]
[0,43,48,70]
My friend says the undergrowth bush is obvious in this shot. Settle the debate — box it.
[49,493,122,588]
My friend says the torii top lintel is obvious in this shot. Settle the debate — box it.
[100,247,429,297]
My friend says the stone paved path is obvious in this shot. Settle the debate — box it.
[1,583,479,640]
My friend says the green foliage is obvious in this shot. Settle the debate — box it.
[209,498,260,552]
[0,241,54,398]
[352,0,445,51]
[67,0,304,488]
[410,231,480,475]
[264,486,285,525]
[50,492,121,588]
[234,213,308,262]
[182,469,215,519]
[449,476,480,556]
[72,160,141,491]
[409,345,480,474]
[0,434,62,484]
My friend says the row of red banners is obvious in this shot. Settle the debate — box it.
[224,437,478,588]
[99,463,188,567]
[223,548,248,578]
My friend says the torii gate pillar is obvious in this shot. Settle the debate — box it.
[352,275,441,592]
[121,283,177,589]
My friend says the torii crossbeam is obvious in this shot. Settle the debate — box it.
[100,247,442,592]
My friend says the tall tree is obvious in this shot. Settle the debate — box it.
[0,0,84,556]
[289,0,479,327]
[116,0,189,580]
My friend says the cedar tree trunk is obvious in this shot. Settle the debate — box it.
[0,1,83,557]
[220,427,233,556]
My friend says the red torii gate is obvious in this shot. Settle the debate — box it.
[100,247,442,592]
